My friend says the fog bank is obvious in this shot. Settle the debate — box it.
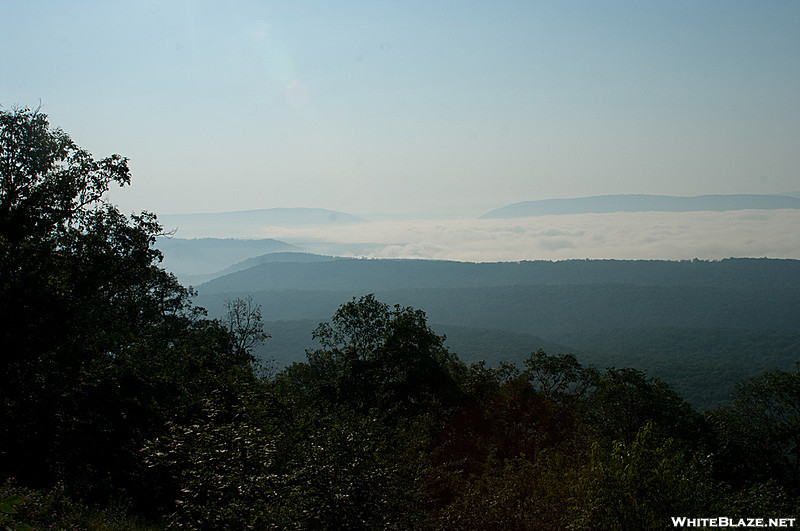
[164,209,800,263]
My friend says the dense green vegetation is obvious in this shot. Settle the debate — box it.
[3,107,799,528]
[193,256,800,411]
[239,320,800,412]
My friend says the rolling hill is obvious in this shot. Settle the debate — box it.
[156,237,301,279]
[197,257,800,295]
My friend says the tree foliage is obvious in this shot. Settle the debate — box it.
[708,364,800,492]
[0,107,254,511]
[223,295,270,364]
[0,107,129,244]
[299,294,465,417]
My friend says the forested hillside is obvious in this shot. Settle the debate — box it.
[193,257,800,411]
[3,108,799,529]
[197,255,800,293]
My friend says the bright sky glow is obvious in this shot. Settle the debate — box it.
[2,1,800,217]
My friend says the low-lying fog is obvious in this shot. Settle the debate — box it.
[161,209,800,263]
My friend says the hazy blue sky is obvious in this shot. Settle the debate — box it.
[3,1,799,216]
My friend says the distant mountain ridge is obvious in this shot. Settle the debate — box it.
[481,194,800,218]
[156,237,301,277]
[193,252,342,284]
[197,256,800,295]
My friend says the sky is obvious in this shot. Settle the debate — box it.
[2,1,800,218]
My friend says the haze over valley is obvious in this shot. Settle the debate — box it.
[157,194,800,270]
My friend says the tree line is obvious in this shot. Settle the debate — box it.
[1,107,798,529]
